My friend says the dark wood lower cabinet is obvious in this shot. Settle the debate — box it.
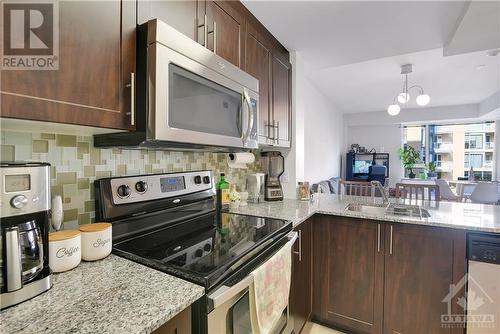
[383,223,466,334]
[312,215,467,334]
[290,217,313,334]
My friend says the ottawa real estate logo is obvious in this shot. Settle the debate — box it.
[1,0,59,70]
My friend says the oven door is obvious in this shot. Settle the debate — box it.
[206,232,297,334]
[149,43,258,149]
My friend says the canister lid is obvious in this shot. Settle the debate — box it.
[49,230,80,241]
[79,222,112,233]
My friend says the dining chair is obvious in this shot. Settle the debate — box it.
[338,180,375,197]
[469,183,500,204]
[395,183,440,202]
[435,179,461,202]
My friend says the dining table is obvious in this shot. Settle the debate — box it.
[447,180,479,198]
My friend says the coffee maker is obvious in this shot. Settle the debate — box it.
[1,162,52,309]
[260,152,284,201]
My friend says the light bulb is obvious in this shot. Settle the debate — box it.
[387,104,401,116]
[416,94,430,106]
[397,93,410,104]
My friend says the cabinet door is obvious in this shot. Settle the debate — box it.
[290,218,313,334]
[313,215,384,334]
[245,23,272,143]
[205,1,244,68]
[383,224,466,334]
[138,0,197,40]
[272,54,291,147]
[152,306,191,334]
[1,0,135,129]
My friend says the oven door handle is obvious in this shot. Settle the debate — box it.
[207,232,298,308]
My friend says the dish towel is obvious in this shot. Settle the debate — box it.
[249,240,293,334]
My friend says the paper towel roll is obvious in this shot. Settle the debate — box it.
[228,152,255,169]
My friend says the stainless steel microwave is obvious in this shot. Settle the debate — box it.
[95,19,259,151]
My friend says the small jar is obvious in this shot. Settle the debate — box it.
[298,182,311,201]
[79,223,112,261]
[49,230,81,273]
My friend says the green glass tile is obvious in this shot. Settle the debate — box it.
[56,172,76,185]
[145,164,152,173]
[83,165,95,177]
[51,185,63,197]
[90,147,102,165]
[78,213,90,225]
[55,134,77,147]
[63,209,78,222]
[32,140,49,153]
[64,198,71,204]
[1,145,15,161]
[77,178,89,189]
[84,200,95,213]
[50,166,56,179]
[112,148,122,154]
[41,133,56,140]
[116,164,127,176]
[77,142,89,155]
[95,171,112,179]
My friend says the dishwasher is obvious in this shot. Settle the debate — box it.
[467,233,500,334]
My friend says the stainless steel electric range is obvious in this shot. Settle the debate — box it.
[94,170,295,334]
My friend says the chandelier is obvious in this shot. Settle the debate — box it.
[387,64,430,116]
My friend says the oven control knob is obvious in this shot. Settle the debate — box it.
[195,248,204,257]
[194,175,202,185]
[10,195,28,209]
[117,185,131,198]
[203,176,211,184]
[135,181,148,193]
[204,243,212,252]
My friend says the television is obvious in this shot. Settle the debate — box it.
[353,160,373,174]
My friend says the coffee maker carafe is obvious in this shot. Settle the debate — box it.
[1,162,52,309]
[260,152,284,201]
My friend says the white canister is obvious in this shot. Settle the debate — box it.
[79,223,112,261]
[49,230,81,273]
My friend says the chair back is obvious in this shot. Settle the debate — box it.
[368,165,387,184]
[395,182,440,201]
[338,180,375,197]
[469,183,499,204]
[435,179,460,201]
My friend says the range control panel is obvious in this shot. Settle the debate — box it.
[110,171,214,205]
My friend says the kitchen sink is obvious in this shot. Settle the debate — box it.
[345,203,431,219]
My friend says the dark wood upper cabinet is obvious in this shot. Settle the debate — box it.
[272,54,291,147]
[313,215,384,334]
[290,218,313,334]
[204,1,245,68]
[137,1,197,40]
[1,0,136,129]
[244,23,272,142]
[383,224,466,334]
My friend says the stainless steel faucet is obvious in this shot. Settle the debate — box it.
[371,181,389,204]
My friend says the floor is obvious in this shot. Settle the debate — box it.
[302,322,345,334]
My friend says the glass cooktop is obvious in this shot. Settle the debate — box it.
[113,212,291,287]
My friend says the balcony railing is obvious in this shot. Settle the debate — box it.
[434,142,453,152]
[485,142,494,149]
[436,161,453,172]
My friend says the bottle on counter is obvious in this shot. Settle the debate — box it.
[216,173,231,210]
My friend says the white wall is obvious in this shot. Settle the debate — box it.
[346,124,403,187]
[280,51,344,198]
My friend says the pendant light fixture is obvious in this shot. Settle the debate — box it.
[387,64,430,116]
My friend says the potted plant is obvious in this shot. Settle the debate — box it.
[398,146,420,179]
[426,161,437,179]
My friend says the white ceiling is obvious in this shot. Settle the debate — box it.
[242,1,500,114]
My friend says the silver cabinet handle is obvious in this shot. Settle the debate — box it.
[5,227,22,292]
[125,72,135,126]
[213,21,217,54]
[273,120,278,145]
[389,225,393,255]
[293,229,302,262]
[276,120,280,145]
[204,14,208,48]
[377,224,381,253]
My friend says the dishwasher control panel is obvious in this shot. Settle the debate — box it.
[468,233,500,265]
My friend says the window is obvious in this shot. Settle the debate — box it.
[403,125,426,163]
[465,134,483,149]
[464,153,483,168]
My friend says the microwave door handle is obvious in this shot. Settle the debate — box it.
[5,227,23,292]
[242,89,254,144]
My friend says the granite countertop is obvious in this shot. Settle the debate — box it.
[1,254,204,334]
[228,194,500,233]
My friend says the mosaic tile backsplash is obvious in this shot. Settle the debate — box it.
[1,130,261,230]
